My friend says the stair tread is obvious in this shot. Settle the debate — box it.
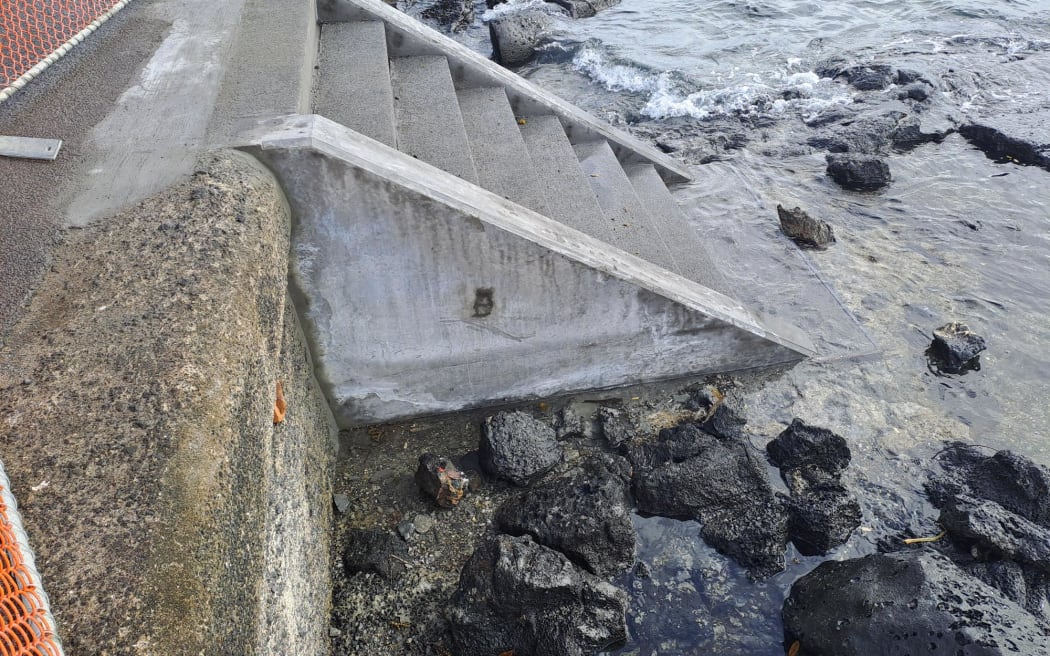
[625,163,733,297]
[389,55,479,184]
[519,115,611,239]
[574,140,691,279]
[315,21,397,147]
[457,88,549,214]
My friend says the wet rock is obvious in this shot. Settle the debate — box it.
[546,0,621,19]
[959,111,1050,171]
[898,82,931,102]
[698,403,747,440]
[939,496,1050,571]
[421,0,474,31]
[342,529,408,580]
[784,484,862,556]
[449,534,628,656]
[929,321,986,373]
[826,153,892,190]
[766,419,851,479]
[554,406,584,440]
[843,63,897,90]
[495,454,636,577]
[597,406,635,447]
[782,551,1050,655]
[927,447,1050,528]
[481,411,561,486]
[489,10,554,67]
[628,423,788,579]
[777,204,835,249]
[415,453,470,508]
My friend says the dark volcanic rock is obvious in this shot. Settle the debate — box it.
[940,496,1050,571]
[767,419,851,478]
[928,448,1050,527]
[843,63,897,90]
[929,321,986,373]
[785,484,862,556]
[826,153,891,190]
[554,406,584,440]
[597,406,636,448]
[415,453,470,508]
[449,534,628,656]
[422,0,474,31]
[342,529,408,580]
[698,403,747,440]
[489,10,553,67]
[546,0,622,19]
[959,111,1050,171]
[495,454,636,576]
[628,423,788,579]
[777,204,835,249]
[783,551,1050,655]
[480,410,561,486]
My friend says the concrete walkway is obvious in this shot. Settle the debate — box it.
[0,0,314,340]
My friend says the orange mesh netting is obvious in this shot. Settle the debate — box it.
[0,477,62,656]
[1,0,131,100]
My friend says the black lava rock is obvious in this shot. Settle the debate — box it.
[777,204,836,249]
[939,495,1050,571]
[826,153,892,191]
[547,0,622,19]
[554,406,584,440]
[495,454,636,577]
[342,529,408,580]
[843,63,897,90]
[767,419,852,479]
[782,551,1050,655]
[929,321,986,373]
[489,10,553,67]
[449,534,628,656]
[785,484,862,556]
[480,411,561,486]
[628,423,788,579]
[597,406,636,448]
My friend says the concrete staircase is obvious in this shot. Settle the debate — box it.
[313,0,733,295]
[240,0,813,425]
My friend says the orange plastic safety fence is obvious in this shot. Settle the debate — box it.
[0,486,61,656]
[0,0,124,89]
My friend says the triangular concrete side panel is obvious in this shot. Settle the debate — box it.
[243,115,813,426]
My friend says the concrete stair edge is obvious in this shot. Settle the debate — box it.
[314,21,397,147]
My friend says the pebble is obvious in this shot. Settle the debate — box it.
[397,520,416,541]
[333,493,351,514]
[413,514,435,533]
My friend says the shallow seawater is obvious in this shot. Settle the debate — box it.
[402,1,1050,653]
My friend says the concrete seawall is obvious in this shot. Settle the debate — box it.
[0,151,336,655]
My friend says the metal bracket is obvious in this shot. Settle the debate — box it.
[0,136,62,161]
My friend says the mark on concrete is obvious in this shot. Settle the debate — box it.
[473,287,495,317]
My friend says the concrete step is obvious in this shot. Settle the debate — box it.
[573,140,690,278]
[319,0,692,184]
[389,55,479,183]
[625,163,733,297]
[315,21,397,147]
[456,87,549,213]
[518,115,611,242]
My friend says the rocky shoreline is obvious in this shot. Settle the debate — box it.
[329,370,1050,655]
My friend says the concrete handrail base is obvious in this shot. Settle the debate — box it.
[243,115,812,425]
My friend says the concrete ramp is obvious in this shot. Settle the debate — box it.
[245,115,813,426]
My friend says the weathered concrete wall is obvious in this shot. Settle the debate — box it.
[0,151,336,655]
[248,115,811,426]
